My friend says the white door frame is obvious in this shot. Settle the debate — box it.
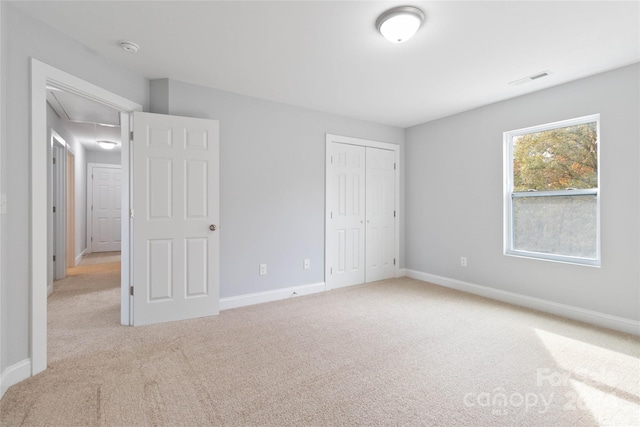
[66,150,76,268]
[324,134,400,289]
[30,58,142,375]
[0,1,4,398]
[50,130,68,287]
[86,163,122,254]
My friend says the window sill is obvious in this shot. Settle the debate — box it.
[505,250,601,268]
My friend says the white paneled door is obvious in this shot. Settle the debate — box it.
[328,143,366,288]
[91,166,122,253]
[365,147,396,282]
[327,140,397,288]
[132,112,220,326]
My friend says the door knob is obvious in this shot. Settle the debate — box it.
[209,224,217,231]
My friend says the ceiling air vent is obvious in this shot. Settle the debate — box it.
[508,70,552,86]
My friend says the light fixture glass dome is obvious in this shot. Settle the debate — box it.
[376,6,425,43]
[97,140,117,150]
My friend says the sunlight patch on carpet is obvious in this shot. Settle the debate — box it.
[534,327,640,425]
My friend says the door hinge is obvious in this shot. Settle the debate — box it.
[53,206,56,213]
[91,205,93,211]
[130,209,134,218]
[130,131,134,141]
[91,236,93,242]
[330,211,333,219]
[330,267,333,275]
[52,157,56,164]
[393,258,396,265]
[331,155,333,164]
[394,162,396,170]
[394,210,396,218]
[53,255,56,262]
[130,286,134,296]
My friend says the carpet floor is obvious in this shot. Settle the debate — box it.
[1,263,638,426]
[78,251,121,266]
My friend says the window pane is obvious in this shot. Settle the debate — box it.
[513,195,597,259]
[513,122,597,192]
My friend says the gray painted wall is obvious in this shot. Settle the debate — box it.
[86,149,121,166]
[405,64,640,321]
[154,79,405,299]
[0,3,148,369]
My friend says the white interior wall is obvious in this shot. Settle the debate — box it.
[405,64,640,321]
[1,3,148,371]
[86,149,120,166]
[152,78,405,299]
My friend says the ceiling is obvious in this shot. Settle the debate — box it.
[47,89,122,152]
[16,1,640,128]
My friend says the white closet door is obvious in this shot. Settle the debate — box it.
[328,142,366,288]
[365,147,396,282]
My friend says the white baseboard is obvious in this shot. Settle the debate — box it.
[1,359,31,399]
[405,269,640,336]
[220,282,326,311]
[397,268,407,277]
[75,248,86,266]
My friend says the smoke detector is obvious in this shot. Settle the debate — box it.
[119,41,140,53]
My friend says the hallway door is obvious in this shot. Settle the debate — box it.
[89,165,122,253]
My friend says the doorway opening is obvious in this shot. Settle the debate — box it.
[47,87,123,294]
[31,59,142,376]
[46,89,124,362]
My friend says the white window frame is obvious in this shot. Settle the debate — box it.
[504,114,601,266]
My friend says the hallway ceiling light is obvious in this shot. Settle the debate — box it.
[97,140,117,150]
[376,6,425,43]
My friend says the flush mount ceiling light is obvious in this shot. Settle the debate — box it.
[376,6,425,43]
[97,140,118,150]
[119,40,139,53]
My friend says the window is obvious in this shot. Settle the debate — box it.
[504,115,600,266]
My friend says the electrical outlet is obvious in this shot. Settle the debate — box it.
[303,259,311,270]
[460,257,468,267]
[259,264,267,275]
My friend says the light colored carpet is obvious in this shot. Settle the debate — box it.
[1,264,639,426]
[78,251,121,266]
